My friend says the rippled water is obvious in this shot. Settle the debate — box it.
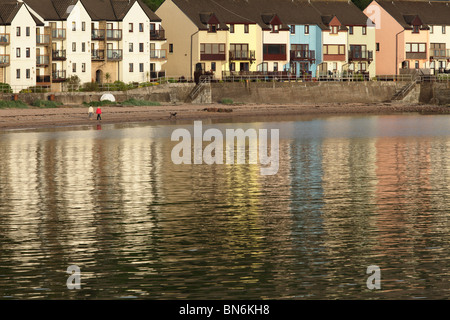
[0,114,449,299]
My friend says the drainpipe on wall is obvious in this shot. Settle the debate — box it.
[190,30,199,79]
[395,29,405,77]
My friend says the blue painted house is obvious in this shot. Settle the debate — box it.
[274,0,325,77]
[289,24,322,77]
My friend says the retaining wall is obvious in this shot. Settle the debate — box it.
[211,81,408,104]
[429,82,450,105]
[0,83,196,105]
[2,81,440,106]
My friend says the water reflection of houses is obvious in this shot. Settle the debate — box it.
[289,134,326,297]
[0,128,168,296]
[257,137,294,297]
[374,124,433,295]
[320,117,378,295]
[1,136,42,274]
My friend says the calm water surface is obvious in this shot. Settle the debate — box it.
[0,114,449,299]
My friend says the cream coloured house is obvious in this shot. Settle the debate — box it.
[82,0,166,84]
[0,1,38,92]
[25,0,92,91]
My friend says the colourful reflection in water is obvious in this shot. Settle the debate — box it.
[0,115,449,299]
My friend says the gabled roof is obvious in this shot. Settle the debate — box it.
[259,13,290,31]
[23,0,72,21]
[0,0,43,26]
[0,1,21,25]
[377,0,450,28]
[172,0,255,30]
[198,11,228,29]
[261,13,280,25]
[137,0,161,22]
[82,0,161,22]
[21,0,161,22]
[309,0,370,27]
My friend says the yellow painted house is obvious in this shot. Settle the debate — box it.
[157,0,266,79]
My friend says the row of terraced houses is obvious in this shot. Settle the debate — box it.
[157,0,450,80]
[1,0,450,91]
[0,0,167,91]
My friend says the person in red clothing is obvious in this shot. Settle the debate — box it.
[96,107,102,120]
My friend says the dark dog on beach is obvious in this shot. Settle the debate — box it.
[170,112,177,118]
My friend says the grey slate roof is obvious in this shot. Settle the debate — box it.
[377,0,450,28]
[171,0,374,31]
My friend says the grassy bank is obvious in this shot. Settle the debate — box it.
[0,100,64,109]
[83,99,161,107]
[0,100,29,109]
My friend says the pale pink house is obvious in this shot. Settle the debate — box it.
[364,0,432,76]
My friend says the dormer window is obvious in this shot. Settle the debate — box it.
[272,24,279,33]
[413,25,419,33]
[208,24,217,33]
[331,26,338,34]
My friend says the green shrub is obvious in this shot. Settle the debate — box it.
[139,82,155,88]
[19,86,49,93]
[32,100,63,108]
[0,83,13,93]
[220,98,234,105]
[127,82,139,90]
[121,99,161,106]
[66,75,81,92]
[107,81,127,91]
[0,100,28,109]
[81,82,100,92]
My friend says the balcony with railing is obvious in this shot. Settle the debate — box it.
[107,49,122,61]
[229,50,256,61]
[150,49,167,60]
[201,52,226,61]
[106,29,122,41]
[52,70,67,82]
[0,33,10,45]
[36,55,50,66]
[150,29,166,41]
[92,29,105,40]
[92,49,105,61]
[52,49,66,61]
[36,34,50,45]
[348,50,373,62]
[290,50,316,62]
[51,28,66,40]
[0,54,10,66]
[430,49,450,59]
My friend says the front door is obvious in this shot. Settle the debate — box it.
[96,70,102,84]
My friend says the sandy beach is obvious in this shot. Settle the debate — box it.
[0,102,449,130]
